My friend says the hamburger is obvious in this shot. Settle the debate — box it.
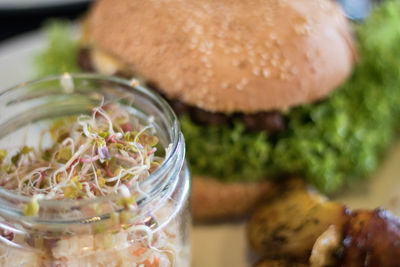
[35,0,400,220]
[76,0,357,221]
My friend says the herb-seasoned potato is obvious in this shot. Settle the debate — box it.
[248,188,349,260]
[254,259,308,267]
[310,225,342,267]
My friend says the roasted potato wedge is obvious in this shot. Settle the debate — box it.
[248,188,349,260]
[310,225,342,267]
[339,209,400,266]
[254,259,308,267]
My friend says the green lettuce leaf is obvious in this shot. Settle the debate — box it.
[35,20,80,76]
[179,0,400,193]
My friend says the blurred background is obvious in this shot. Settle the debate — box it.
[0,0,374,42]
[0,0,91,42]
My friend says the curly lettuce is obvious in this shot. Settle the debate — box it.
[35,0,400,193]
[35,20,80,76]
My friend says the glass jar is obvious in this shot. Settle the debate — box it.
[0,73,191,267]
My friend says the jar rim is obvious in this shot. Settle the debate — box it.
[0,73,184,221]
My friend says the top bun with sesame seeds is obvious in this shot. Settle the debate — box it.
[85,0,355,113]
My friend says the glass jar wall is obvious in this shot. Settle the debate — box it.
[0,74,191,267]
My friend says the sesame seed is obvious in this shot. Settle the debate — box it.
[262,54,269,60]
[263,68,271,78]
[232,45,241,53]
[195,26,203,35]
[176,81,183,89]
[221,82,229,89]
[269,33,277,40]
[199,43,207,52]
[245,43,254,50]
[265,42,273,48]
[236,83,244,91]
[191,37,199,44]
[253,67,261,76]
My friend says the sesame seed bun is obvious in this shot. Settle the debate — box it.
[191,176,278,221]
[86,0,355,113]
[191,177,306,221]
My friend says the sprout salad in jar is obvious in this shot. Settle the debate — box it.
[0,74,191,267]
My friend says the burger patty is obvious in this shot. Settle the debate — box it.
[78,48,286,133]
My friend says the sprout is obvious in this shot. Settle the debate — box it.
[117,195,136,208]
[60,72,74,94]
[93,222,107,234]
[98,146,111,161]
[98,131,109,139]
[140,134,159,147]
[117,184,137,210]
[23,195,43,216]
[0,149,6,164]
[55,147,72,163]
[110,212,120,225]
[120,211,132,225]
[98,177,106,188]
[21,146,33,155]
[11,153,21,166]
[62,176,83,198]
[0,104,161,205]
